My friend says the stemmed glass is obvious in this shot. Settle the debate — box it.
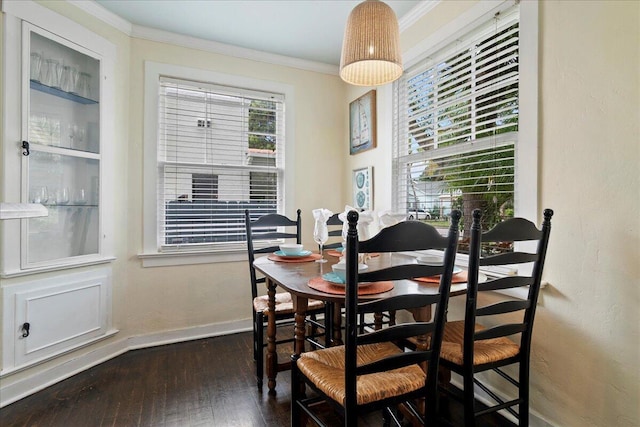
[313,220,328,263]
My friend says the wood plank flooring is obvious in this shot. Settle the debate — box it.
[0,332,515,426]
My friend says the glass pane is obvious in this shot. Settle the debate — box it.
[29,32,100,154]
[26,150,99,264]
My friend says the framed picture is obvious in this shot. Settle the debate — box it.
[349,90,376,155]
[352,166,373,210]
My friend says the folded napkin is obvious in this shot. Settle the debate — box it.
[378,211,407,229]
[312,208,333,224]
[338,205,376,241]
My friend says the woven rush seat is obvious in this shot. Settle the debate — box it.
[441,320,520,366]
[297,342,426,406]
[253,292,324,314]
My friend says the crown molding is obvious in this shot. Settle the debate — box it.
[67,0,132,35]
[131,25,339,76]
[398,0,440,32]
[67,0,440,76]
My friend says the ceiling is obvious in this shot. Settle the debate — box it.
[94,0,423,66]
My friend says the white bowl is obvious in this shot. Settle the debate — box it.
[416,255,442,266]
[331,262,369,282]
[279,243,304,255]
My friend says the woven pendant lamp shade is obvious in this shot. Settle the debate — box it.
[340,0,403,86]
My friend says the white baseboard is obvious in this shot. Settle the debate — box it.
[0,318,252,408]
[449,376,555,427]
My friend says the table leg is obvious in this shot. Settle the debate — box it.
[292,296,309,357]
[266,278,278,395]
[332,302,343,346]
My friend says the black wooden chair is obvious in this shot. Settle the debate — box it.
[292,209,462,426]
[244,209,327,391]
[438,208,553,426]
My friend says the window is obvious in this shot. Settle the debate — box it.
[393,3,533,240]
[150,75,285,255]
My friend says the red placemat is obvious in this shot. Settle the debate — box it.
[414,270,468,284]
[267,253,322,263]
[308,277,394,295]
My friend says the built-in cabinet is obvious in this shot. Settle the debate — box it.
[1,1,117,373]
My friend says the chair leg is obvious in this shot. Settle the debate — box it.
[520,363,530,427]
[463,372,476,427]
[291,356,302,427]
[255,311,264,390]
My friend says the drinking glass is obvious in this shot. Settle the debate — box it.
[30,52,43,82]
[313,220,328,263]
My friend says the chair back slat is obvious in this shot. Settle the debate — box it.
[324,212,344,250]
[477,275,531,292]
[251,213,299,228]
[359,220,450,253]
[359,264,444,284]
[476,300,531,317]
[482,217,542,242]
[358,293,440,313]
[357,322,435,346]
[474,323,527,341]
[250,231,298,241]
[479,251,539,266]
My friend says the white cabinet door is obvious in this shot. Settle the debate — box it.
[2,268,113,372]
[1,0,115,276]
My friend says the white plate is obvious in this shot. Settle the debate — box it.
[274,250,312,258]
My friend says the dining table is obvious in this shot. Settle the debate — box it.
[253,249,471,394]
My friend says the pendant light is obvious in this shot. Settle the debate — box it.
[340,0,403,86]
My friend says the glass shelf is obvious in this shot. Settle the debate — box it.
[30,80,98,105]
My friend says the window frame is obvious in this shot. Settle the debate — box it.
[395,0,539,298]
[397,0,537,223]
[140,62,296,267]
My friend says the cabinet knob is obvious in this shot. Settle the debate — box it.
[21,322,30,338]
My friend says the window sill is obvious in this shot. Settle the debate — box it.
[138,250,246,268]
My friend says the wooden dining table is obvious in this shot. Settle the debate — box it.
[253,251,469,394]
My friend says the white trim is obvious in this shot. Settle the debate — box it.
[398,0,440,32]
[142,61,295,263]
[1,0,117,275]
[396,0,539,222]
[132,25,339,76]
[138,251,246,268]
[515,0,539,222]
[0,318,252,408]
[403,0,517,69]
[67,0,133,35]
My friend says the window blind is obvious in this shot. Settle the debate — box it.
[393,5,519,234]
[157,77,284,251]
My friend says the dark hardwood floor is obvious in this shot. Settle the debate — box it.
[0,332,515,426]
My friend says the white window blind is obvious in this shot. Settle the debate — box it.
[157,77,284,251]
[393,5,519,236]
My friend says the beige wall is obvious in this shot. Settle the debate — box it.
[124,39,346,335]
[2,1,638,425]
[534,2,639,425]
[353,1,639,426]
